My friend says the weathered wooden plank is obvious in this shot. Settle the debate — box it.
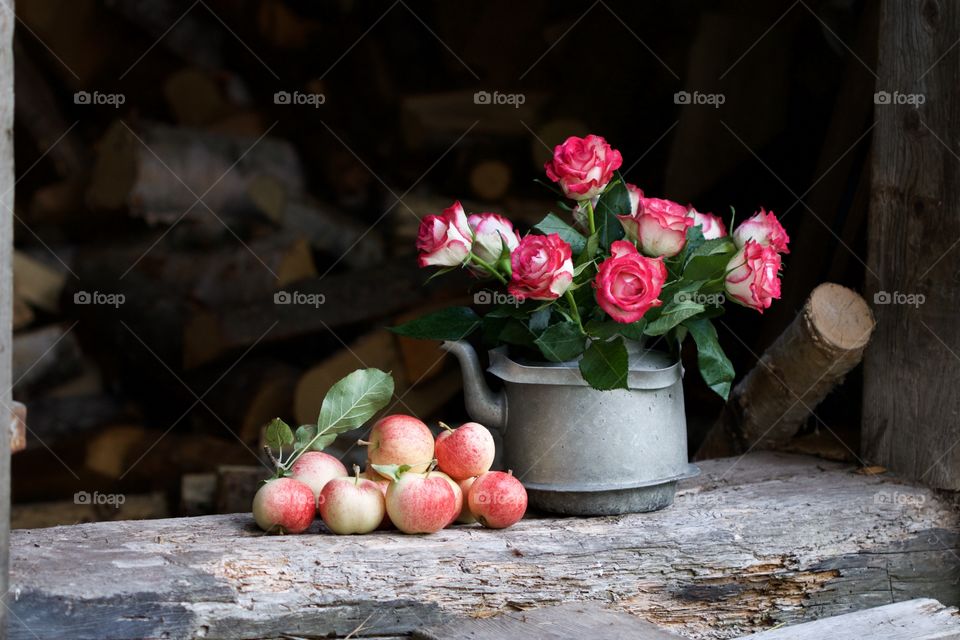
[415,602,681,640]
[0,0,15,633]
[863,1,960,489]
[8,453,960,640]
[741,598,960,639]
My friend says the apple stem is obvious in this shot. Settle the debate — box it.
[425,459,438,477]
[263,445,281,473]
[438,421,454,432]
[357,439,370,446]
[507,469,514,476]
[353,464,361,484]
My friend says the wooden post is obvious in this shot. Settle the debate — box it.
[0,1,14,636]
[863,1,960,489]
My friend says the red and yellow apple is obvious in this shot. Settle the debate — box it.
[435,422,496,481]
[319,466,386,535]
[468,471,527,529]
[290,451,348,510]
[252,477,315,534]
[385,468,459,534]
[361,414,435,475]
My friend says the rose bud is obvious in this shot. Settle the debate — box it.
[686,208,727,240]
[467,213,521,265]
[593,240,668,323]
[724,240,782,313]
[618,197,694,258]
[732,208,790,254]
[507,234,574,301]
[544,134,623,201]
[416,201,473,267]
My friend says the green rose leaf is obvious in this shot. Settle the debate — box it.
[265,418,294,450]
[317,368,395,434]
[644,300,706,336]
[685,317,735,400]
[683,253,734,282]
[390,307,481,341]
[579,336,629,390]
[534,321,587,362]
[534,213,587,255]
[594,173,629,249]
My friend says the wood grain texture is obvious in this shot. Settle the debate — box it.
[0,0,14,633]
[863,0,960,489]
[743,598,960,639]
[8,453,960,640]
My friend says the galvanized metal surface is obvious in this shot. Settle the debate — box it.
[442,340,697,515]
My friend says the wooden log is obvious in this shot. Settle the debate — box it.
[13,38,86,177]
[697,283,875,458]
[215,465,270,515]
[863,1,960,490]
[184,261,466,368]
[12,324,84,399]
[12,295,33,331]
[87,120,305,226]
[8,453,960,640]
[11,492,168,530]
[162,67,233,127]
[13,250,67,313]
[180,472,217,516]
[468,159,512,201]
[107,0,224,70]
[23,394,133,452]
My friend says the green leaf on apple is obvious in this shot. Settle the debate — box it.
[265,418,294,450]
[579,336,629,390]
[371,463,412,482]
[390,307,481,341]
[317,368,395,434]
[685,317,734,400]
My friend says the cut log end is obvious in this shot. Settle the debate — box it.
[806,282,875,351]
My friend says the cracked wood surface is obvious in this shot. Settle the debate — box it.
[8,452,960,639]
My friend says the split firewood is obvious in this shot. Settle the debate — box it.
[215,465,271,514]
[12,324,84,399]
[106,0,224,70]
[13,250,68,314]
[11,492,169,530]
[201,359,300,445]
[257,0,323,49]
[162,68,234,127]
[12,296,34,332]
[9,401,26,454]
[13,38,87,177]
[697,283,875,459]
[180,472,217,516]
[87,120,305,226]
[17,0,113,87]
[24,394,133,452]
[184,261,467,368]
[246,180,384,268]
[469,159,512,201]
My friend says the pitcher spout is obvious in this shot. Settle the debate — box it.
[441,340,507,433]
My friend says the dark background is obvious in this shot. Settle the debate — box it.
[9,0,874,524]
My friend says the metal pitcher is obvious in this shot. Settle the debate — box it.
[442,340,699,515]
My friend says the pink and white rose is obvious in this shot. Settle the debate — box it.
[545,135,623,201]
[619,196,694,258]
[416,201,473,267]
[508,234,574,301]
[687,208,727,240]
[593,240,667,323]
[467,213,521,264]
[732,208,790,254]
[724,240,782,313]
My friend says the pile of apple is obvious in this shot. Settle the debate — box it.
[251,415,527,535]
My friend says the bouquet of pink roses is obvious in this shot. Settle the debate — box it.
[393,134,789,396]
